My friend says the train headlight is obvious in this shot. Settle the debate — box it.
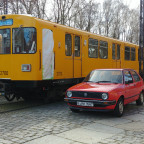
[21,64,31,72]
[102,93,108,100]
[67,91,72,97]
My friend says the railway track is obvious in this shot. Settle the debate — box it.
[0,96,45,113]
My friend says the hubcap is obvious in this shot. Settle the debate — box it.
[140,93,144,102]
[119,101,123,114]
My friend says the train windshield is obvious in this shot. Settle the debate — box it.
[0,29,11,54]
[12,27,36,54]
[84,70,123,84]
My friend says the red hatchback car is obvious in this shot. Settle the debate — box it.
[65,69,144,117]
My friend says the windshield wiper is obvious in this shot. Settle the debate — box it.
[95,81,112,83]
[84,81,94,82]
[112,82,119,84]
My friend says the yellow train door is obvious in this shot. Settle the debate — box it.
[73,35,82,78]
[112,43,121,68]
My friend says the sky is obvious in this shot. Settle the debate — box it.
[94,0,140,9]
[123,0,140,9]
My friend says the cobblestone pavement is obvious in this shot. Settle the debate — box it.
[0,96,144,144]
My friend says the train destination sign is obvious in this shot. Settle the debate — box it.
[0,19,13,26]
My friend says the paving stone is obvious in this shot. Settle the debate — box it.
[115,121,144,131]
[122,113,144,121]
[1,96,144,144]
[96,117,132,126]
[82,123,124,134]
[24,135,75,144]
[57,128,114,143]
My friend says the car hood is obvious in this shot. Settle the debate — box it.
[68,82,123,93]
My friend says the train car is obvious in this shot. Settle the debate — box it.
[0,14,139,101]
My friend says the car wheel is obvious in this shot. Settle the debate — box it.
[70,108,80,113]
[136,92,144,106]
[114,98,124,117]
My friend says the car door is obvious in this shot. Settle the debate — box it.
[130,70,142,98]
[124,70,136,104]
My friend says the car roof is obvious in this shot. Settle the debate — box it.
[93,69,134,71]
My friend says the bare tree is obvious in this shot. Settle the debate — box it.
[102,0,114,37]
[8,0,48,19]
[126,8,139,44]
[85,0,99,32]
[8,0,23,14]
[52,0,75,25]
[71,0,87,29]
[6,0,140,44]
[110,0,124,39]
[93,4,103,35]
[71,0,99,32]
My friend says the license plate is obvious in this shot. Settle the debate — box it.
[77,101,94,107]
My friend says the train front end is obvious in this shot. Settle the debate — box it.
[0,15,41,101]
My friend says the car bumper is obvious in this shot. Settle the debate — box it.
[64,98,116,111]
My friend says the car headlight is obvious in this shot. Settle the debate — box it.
[102,93,108,100]
[67,91,72,97]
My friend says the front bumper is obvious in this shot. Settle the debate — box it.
[64,98,116,111]
[64,98,116,107]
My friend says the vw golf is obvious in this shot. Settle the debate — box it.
[65,69,144,117]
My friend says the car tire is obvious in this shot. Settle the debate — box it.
[114,98,124,117]
[136,92,144,106]
[70,108,80,113]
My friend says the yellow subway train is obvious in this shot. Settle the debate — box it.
[0,14,139,101]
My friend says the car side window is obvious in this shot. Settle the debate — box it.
[130,70,140,82]
[124,70,133,84]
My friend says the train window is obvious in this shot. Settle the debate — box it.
[117,44,120,60]
[112,44,115,59]
[65,34,72,56]
[88,38,98,58]
[130,70,140,82]
[131,47,135,61]
[99,41,108,59]
[125,46,130,60]
[13,27,36,54]
[75,36,80,57]
[0,29,10,54]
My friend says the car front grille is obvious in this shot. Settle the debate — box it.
[72,91,102,99]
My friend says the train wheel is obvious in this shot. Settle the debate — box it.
[43,90,55,103]
[5,93,15,101]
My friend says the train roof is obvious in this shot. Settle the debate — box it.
[2,14,138,47]
[37,17,138,47]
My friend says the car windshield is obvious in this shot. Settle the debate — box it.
[84,70,123,84]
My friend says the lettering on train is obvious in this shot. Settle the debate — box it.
[0,71,8,75]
